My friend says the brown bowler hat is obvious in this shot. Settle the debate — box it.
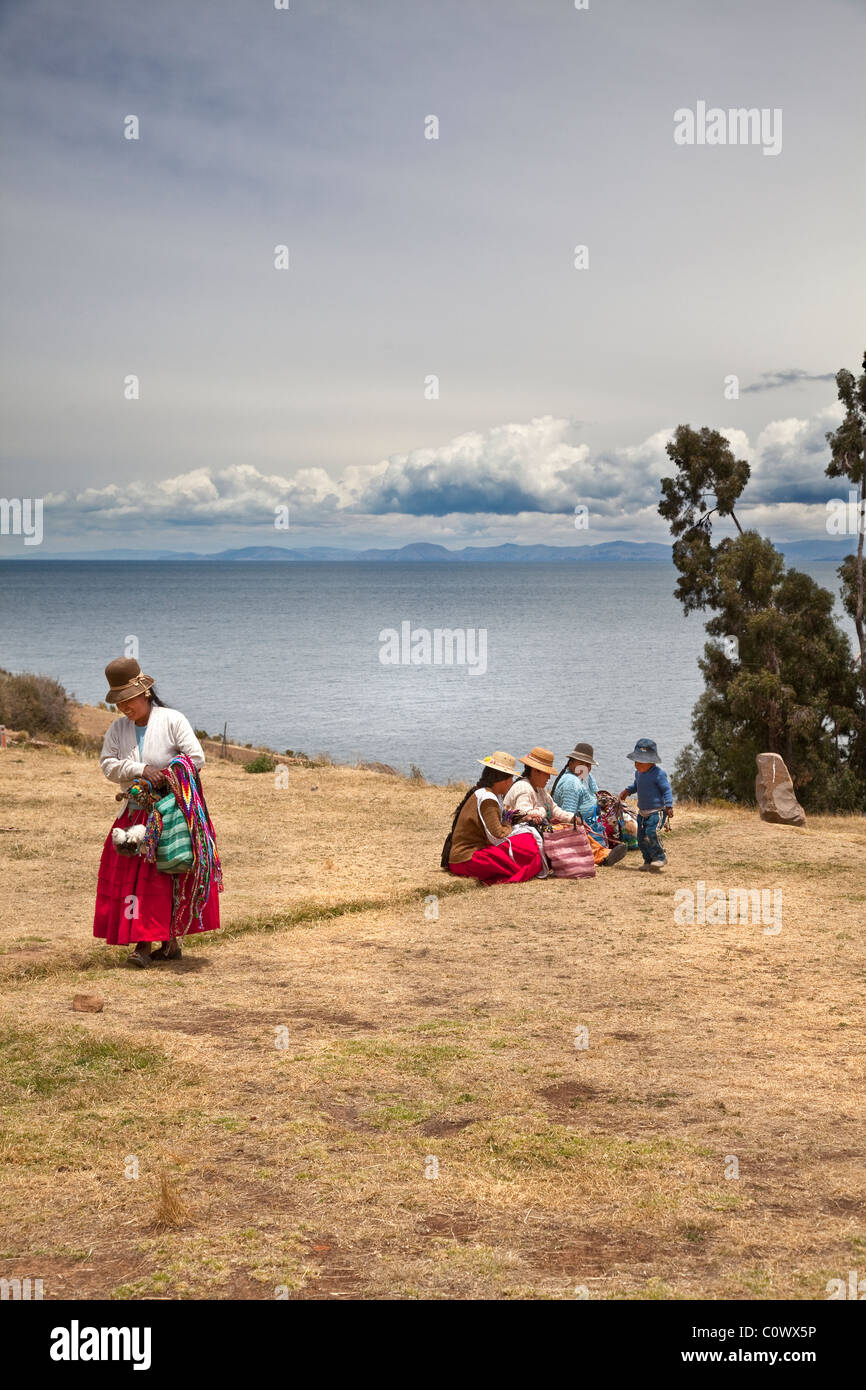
[567,742,598,766]
[105,657,155,704]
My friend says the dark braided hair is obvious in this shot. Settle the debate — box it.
[550,758,576,801]
[440,765,507,868]
[148,686,167,708]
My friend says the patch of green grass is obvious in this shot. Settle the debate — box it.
[680,1222,710,1243]
[333,1038,468,1077]
[619,1277,682,1300]
[482,1126,690,1177]
[735,1266,775,1296]
[220,879,473,943]
[372,1101,431,1128]
[395,1043,469,1076]
[0,1025,165,1102]
[111,1271,172,1299]
[700,1192,743,1211]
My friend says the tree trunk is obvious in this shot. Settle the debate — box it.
[766,700,779,753]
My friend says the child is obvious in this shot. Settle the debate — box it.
[619,738,673,870]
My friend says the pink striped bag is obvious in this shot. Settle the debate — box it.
[542,825,596,878]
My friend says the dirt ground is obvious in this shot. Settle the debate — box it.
[0,738,864,1300]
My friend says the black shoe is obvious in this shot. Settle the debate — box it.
[601,842,629,866]
[151,940,182,962]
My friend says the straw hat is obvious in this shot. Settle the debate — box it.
[477,751,517,777]
[520,746,557,776]
[566,742,598,767]
[105,657,155,704]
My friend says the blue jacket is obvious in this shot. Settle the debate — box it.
[551,770,598,819]
[624,764,672,812]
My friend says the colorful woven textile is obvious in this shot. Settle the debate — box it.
[542,825,596,879]
[93,805,221,944]
[139,754,223,935]
[150,791,194,872]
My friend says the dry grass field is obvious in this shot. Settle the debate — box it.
[1,730,864,1301]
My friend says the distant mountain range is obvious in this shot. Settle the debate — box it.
[2,539,856,563]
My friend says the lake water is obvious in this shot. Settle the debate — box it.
[0,561,850,787]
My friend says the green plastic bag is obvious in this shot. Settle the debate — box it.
[154,791,194,874]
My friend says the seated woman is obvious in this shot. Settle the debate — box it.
[550,742,627,867]
[502,746,577,834]
[443,752,544,884]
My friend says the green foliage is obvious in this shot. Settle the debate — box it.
[660,421,866,811]
[0,1025,164,1102]
[0,668,75,738]
[825,357,866,492]
[659,425,750,614]
[826,354,866,717]
[243,752,277,774]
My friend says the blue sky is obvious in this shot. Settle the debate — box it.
[0,0,864,552]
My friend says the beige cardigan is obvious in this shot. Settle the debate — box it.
[100,706,205,793]
[503,778,572,825]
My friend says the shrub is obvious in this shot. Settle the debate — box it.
[0,669,75,738]
[243,753,276,774]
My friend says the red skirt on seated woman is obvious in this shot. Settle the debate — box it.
[448,832,542,885]
[93,807,221,945]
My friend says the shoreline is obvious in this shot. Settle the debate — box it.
[67,702,428,783]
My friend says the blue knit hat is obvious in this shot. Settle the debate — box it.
[627,738,661,765]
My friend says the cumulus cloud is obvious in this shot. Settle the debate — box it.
[46,464,343,530]
[747,404,843,505]
[354,417,594,516]
[39,403,845,544]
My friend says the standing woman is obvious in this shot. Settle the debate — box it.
[93,658,221,966]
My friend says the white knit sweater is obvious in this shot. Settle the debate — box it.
[503,778,572,825]
[99,706,205,792]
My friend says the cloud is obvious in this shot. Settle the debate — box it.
[37,402,846,545]
[742,368,837,394]
[45,464,343,530]
[746,404,843,504]
[354,418,686,520]
[354,417,594,516]
[37,415,676,541]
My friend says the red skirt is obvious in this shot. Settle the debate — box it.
[448,832,543,885]
[93,807,221,945]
